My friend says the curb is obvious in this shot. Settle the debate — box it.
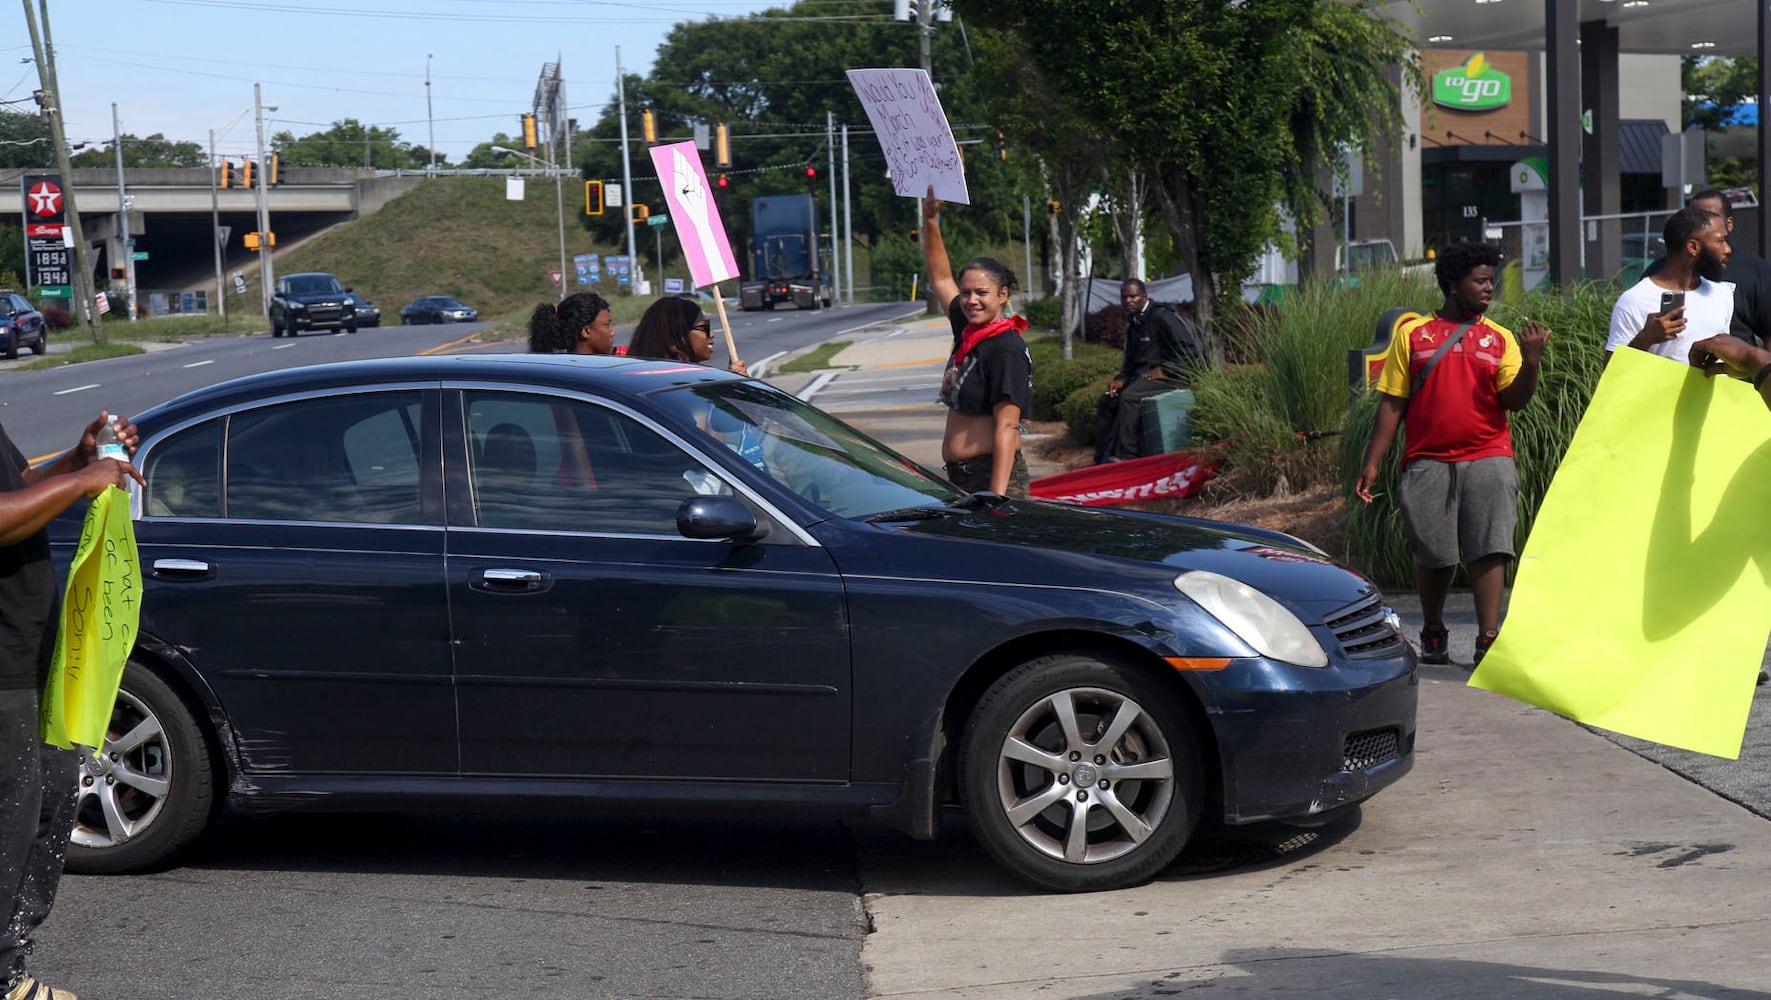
[751,306,927,379]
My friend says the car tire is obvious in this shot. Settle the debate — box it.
[30,327,45,355]
[958,651,1203,892]
[346,324,357,334]
[5,336,17,360]
[65,662,218,875]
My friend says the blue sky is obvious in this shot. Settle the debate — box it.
[2,0,789,162]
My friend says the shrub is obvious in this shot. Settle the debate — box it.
[1085,304,1126,348]
[1027,337,1121,421]
[1058,379,1112,445]
[1019,296,1062,331]
[1338,280,1617,587]
[41,303,70,330]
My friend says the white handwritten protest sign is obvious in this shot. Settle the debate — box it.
[846,68,969,204]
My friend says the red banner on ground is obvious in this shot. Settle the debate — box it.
[1029,451,1219,507]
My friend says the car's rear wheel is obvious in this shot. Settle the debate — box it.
[959,652,1202,892]
[65,663,217,874]
[30,327,45,355]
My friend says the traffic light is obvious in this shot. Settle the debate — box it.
[805,164,817,191]
[631,204,649,223]
[714,122,730,169]
[908,230,920,244]
[1048,199,1060,216]
[110,266,125,280]
[641,107,657,145]
[244,232,260,251]
[241,157,254,189]
[522,114,538,149]
[220,159,233,189]
[269,151,281,186]
[585,179,604,216]
[716,173,727,189]
[996,129,1007,161]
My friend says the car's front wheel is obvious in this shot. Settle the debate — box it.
[65,662,217,874]
[959,652,1203,892]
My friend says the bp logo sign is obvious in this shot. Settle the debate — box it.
[1432,53,1511,111]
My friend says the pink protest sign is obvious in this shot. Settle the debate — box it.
[648,140,740,288]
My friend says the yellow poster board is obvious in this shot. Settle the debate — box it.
[41,485,141,752]
[1471,348,1771,759]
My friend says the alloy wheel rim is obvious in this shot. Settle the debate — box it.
[994,686,1176,865]
[71,688,172,849]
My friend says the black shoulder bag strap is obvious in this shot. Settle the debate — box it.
[1409,317,1479,400]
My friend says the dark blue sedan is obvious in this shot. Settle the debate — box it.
[53,356,1416,892]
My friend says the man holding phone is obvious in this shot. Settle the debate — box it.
[1606,206,1734,361]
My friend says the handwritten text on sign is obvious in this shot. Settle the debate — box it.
[846,68,969,204]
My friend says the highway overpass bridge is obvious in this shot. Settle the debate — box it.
[0,166,427,306]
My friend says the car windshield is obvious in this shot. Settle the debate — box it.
[650,380,962,518]
[288,276,342,296]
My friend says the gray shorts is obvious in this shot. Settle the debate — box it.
[1397,456,1518,569]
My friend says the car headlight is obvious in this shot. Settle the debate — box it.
[1174,570,1329,668]
[288,301,306,310]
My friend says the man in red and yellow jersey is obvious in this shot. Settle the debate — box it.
[1355,243,1551,667]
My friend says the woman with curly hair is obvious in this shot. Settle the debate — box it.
[528,291,616,355]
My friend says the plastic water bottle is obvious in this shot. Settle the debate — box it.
[95,412,127,463]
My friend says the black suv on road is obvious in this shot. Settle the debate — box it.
[270,272,357,337]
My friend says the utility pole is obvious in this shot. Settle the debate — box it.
[616,46,640,294]
[547,108,567,303]
[919,0,933,76]
[209,127,225,323]
[254,82,274,320]
[113,103,136,322]
[826,110,839,306]
[22,0,101,343]
[425,54,436,172]
[842,123,853,305]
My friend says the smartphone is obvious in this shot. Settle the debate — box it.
[1660,290,1686,313]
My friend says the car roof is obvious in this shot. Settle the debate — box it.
[284,272,339,280]
[134,354,737,430]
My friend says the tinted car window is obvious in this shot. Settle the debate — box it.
[286,275,343,296]
[465,392,722,534]
[225,391,426,524]
[144,419,222,518]
[9,296,27,313]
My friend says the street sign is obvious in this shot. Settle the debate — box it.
[548,270,563,288]
[232,272,247,295]
[21,174,70,294]
[664,278,684,293]
[217,225,232,248]
[647,214,669,227]
[606,183,623,208]
[130,251,149,261]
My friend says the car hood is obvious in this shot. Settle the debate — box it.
[879,500,1380,621]
[287,291,349,307]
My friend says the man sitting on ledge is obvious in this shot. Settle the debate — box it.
[1093,279,1204,464]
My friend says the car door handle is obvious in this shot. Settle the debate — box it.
[471,568,551,594]
[152,558,215,581]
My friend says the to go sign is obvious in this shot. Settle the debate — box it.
[1432,53,1512,111]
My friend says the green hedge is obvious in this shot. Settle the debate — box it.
[1027,336,1120,423]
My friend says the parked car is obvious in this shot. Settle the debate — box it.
[346,292,380,328]
[269,272,357,337]
[0,291,46,359]
[55,357,1416,891]
[399,295,477,325]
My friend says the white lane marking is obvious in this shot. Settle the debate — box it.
[766,317,784,323]
[749,350,789,379]
[798,370,840,403]
[53,383,99,396]
[272,343,297,350]
[183,360,214,369]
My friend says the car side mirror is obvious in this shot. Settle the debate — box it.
[676,495,768,543]
[344,287,353,293]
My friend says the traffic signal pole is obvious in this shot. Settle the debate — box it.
[254,82,274,320]
[615,47,641,293]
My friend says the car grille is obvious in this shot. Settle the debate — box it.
[308,307,343,322]
[1323,592,1406,660]
[1342,726,1407,771]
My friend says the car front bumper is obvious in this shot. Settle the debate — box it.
[1197,651,1418,825]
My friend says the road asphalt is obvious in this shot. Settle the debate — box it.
[769,312,1771,998]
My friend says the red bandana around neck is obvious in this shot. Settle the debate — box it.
[952,313,1028,367]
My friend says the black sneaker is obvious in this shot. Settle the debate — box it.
[1474,629,1499,666]
[1759,669,1768,687]
[1419,623,1450,664]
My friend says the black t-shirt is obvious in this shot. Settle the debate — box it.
[0,423,56,691]
[945,299,1033,417]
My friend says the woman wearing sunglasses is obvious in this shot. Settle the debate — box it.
[626,296,748,376]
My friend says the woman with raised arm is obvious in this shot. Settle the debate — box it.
[921,189,1033,496]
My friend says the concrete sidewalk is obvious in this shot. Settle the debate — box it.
[766,315,1771,997]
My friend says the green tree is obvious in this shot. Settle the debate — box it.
[270,119,440,169]
[461,132,523,169]
[1683,56,1758,192]
[956,0,1417,359]
[70,132,207,168]
[0,110,55,170]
